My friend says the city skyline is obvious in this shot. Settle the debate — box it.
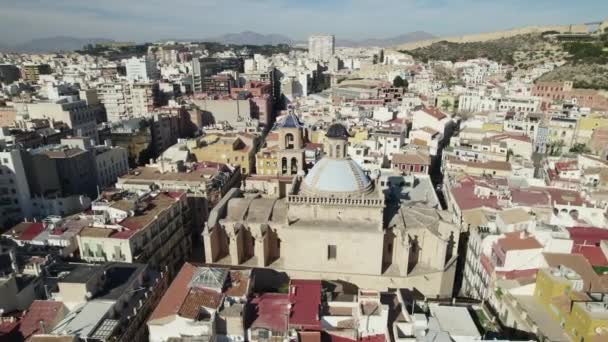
[0,0,607,44]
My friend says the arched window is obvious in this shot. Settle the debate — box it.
[285,133,295,149]
[291,157,298,175]
[335,144,341,158]
[281,157,288,174]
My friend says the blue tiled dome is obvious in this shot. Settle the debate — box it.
[302,158,373,194]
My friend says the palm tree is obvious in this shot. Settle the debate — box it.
[441,99,451,111]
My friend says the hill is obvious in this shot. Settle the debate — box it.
[402,33,548,64]
[204,31,293,45]
[538,35,608,90]
[0,36,114,53]
[337,31,436,47]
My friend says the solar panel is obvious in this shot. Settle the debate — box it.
[90,319,119,339]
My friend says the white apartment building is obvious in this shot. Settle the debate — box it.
[97,82,159,122]
[458,94,497,113]
[94,144,129,188]
[125,55,160,82]
[308,35,335,62]
[60,137,129,189]
[26,99,100,144]
[0,148,92,228]
[0,149,31,228]
[97,83,130,121]
[77,190,190,275]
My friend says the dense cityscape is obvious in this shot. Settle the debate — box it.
[0,9,608,342]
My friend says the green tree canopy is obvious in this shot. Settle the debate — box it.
[393,76,408,88]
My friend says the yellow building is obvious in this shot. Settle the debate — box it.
[575,115,608,145]
[481,123,504,132]
[255,112,306,176]
[310,129,328,145]
[534,266,608,342]
[348,126,370,146]
[191,133,258,175]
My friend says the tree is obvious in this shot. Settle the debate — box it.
[505,71,513,81]
[440,99,452,111]
[569,143,591,154]
[393,76,408,88]
[379,49,385,64]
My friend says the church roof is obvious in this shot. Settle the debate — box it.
[302,157,373,195]
[326,123,349,140]
[274,110,304,129]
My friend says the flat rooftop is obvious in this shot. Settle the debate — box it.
[60,265,103,283]
[118,166,222,184]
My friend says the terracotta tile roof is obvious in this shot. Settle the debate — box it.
[224,270,250,297]
[450,178,500,211]
[555,160,578,172]
[149,263,197,322]
[250,293,290,332]
[19,223,45,241]
[299,331,321,342]
[497,232,543,251]
[19,300,65,340]
[178,288,224,319]
[421,107,447,120]
[392,152,431,166]
[510,188,551,207]
[540,187,585,206]
[496,268,538,280]
[4,222,45,241]
[288,280,321,330]
[567,227,608,245]
[572,245,608,267]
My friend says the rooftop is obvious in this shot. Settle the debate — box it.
[496,232,543,251]
[149,263,197,323]
[59,265,103,283]
[249,293,290,332]
[19,300,66,340]
[420,107,447,120]
[288,280,322,330]
[392,151,431,166]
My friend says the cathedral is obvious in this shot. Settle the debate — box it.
[204,120,459,297]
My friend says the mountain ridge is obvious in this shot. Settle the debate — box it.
[0,36,115,53]
[0,31,437,53]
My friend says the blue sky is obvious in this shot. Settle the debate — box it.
[0,0,606,44]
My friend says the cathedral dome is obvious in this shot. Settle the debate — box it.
[301,157,373,195]
[326,123,349,140]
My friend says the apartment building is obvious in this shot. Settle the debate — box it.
[308,35,335,62]
[21,63,52,83]
[125,55,160,82]
[97,82,160,122]
[77,190,190,276]
[26,99,100,144]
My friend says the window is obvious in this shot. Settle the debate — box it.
[327,245,337,260]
